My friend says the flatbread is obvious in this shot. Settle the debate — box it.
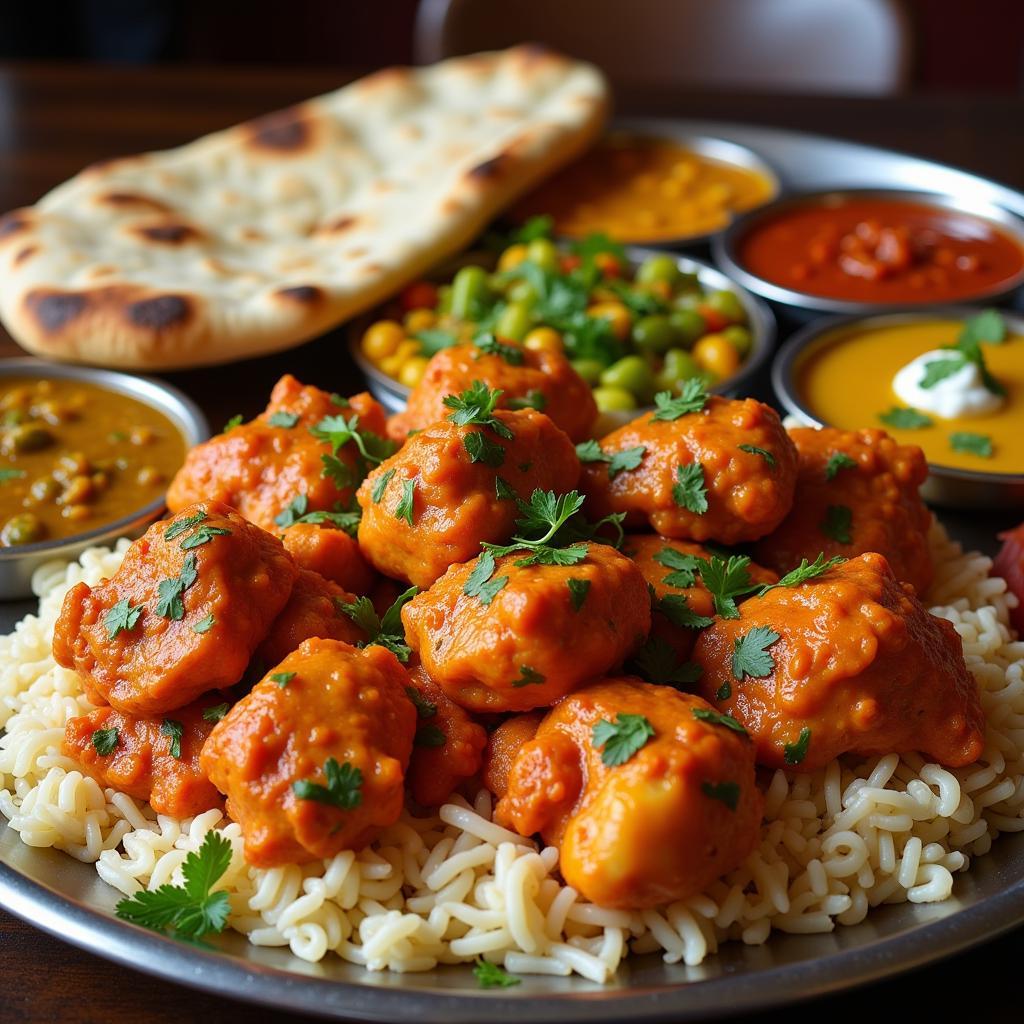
[0,47,607,370]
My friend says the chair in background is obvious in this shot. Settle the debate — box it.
[414,0,910,95]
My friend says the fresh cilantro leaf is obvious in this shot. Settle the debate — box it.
[474,333,524,364]
[104,598,142,639]
[321,453,358,490]
[444,381,504,426]
[414,724,446,748]
[878,407,933,430]
[732,626,781,681]
[514,544,589,567]
[405,687,437,719]
[960,308,1006,346]
[309,414,397,480]
[757,554,845,595]
[292,757,363,810]
[653,547,701,589]
[464,431,506,467]
[508,390,547,412]
[473,958,520,989]
[371,467,395,503]
[570,231,627,273]
[783,726,812,766]
[591,713,655,767]
[575,439,646,477]
[820,505,853,544]
[738,444,775,466]
[631,636,703,687]
[164,510,206,541]
[701,780,740,811]
[154,554,198,621]
[495,476,517,501]
[651,379,709,421]
[696,555,758,619]
[202,703,229,723]
[513,665,546,687]
[567,577,590,611]
[337,586,418,662]
[330,393,350,408]
[656,593,715,629]
[824,452,857,480]
[716,681,732,701]
[267,410,299,428]
[672,462,708,514]
[293,506,362,537]
[0,468,25,483]
[692,706,748,735]
[575,440,605,463]
[274,494,309,529]
[179,525,231,550]
[114,831,233,941]
[91,727,119,756]
[161,719,184,759]
[271,671,295,688]
[919,355,966,389]
[950,432,994,458]
[415,328,459,357]
[223,414,243,432]
[395,478,416,525]
[512,215,554,243]
[192,612,216,634]
[463,551,509,606]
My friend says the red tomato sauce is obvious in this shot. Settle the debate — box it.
[737,197,1024,303]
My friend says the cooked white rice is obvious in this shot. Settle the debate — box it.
[1,523,1022,982]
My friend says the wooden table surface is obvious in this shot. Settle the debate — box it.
[1,64,1023,1024]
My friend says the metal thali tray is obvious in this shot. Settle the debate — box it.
[2,120,1024,1021]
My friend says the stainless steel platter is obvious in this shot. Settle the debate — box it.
[3,120,1024,1021]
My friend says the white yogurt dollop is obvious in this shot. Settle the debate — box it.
[891,350,1003,419]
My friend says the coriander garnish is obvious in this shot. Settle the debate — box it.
[271,671,295,688]
[824,452,857,480]
[512,665,545,688]
[202,703,229,723]
[672,462,708,514]
[878,407,933,430]
[91,727,119,756]
[731,626,781,681]
[819,505,853,544]
[630,636,703,688]
[192,612,216,634]
[371,468,395,503]
[738,444,775,466]
[575,439,646,479]
[651,379,709,421]
[591,713,655,767]
[463,551,508,606]
[395,478,417,525]
[783,727,812,766]
[267,410,299,428]
[701,780,740,810]
[104,598,142,639]
[292,757,363,810]
[950,431,994,458]
[161,718,184,759]
[337,586,418,663]
[566,577,590,611]
[154,554,198,621]
[692,706,747,735]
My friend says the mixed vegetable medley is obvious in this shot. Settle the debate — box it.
[360,219,755,414]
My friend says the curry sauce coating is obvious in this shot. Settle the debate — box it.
[257,568,366,666]
[494,677,762,909]
[581,397,797,545]
[482,712,543,799]
[626,534,777,661]
[166,374,388,532]
[201,639,416,867]
[402,542,651,713]
[753,426,933,595]
[281,522,376,595]
[386,342,597,443]
[405,663,487,807]
[53,501,297,716]
[692,553,984,771]
[63,695,225,818]
[357,408,580,589]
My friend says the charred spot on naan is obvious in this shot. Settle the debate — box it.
[132,223,204,245]
[317,215,359,235]
[274,285,324,306]
[125,295,193,330]
[0,212,31,241]
[26,290,89,333]
[13,245,37,267]
[95,192,173,214]
[246,107,314,154]
[467,154,509,181]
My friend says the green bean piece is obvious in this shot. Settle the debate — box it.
[495,302,533,342]
[450,265,490,320]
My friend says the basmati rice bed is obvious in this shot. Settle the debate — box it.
[1,523,1022,983]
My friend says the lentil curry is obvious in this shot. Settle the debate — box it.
[0,377,186,546]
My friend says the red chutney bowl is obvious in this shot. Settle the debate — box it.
[714,189,1024,315]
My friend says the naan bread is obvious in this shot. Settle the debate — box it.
[0,47,607,370]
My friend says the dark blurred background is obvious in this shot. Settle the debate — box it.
[0,0,1022,94]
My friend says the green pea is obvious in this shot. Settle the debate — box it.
[636,254,680,287]
[1,512,44,546]
[451,265,490,320]
[654,349,701,392]
[592,386,638,413]
[722,325,753,357]
[706,289,745,324]
[508,279,538,307]
[632,315,678,355]
[526,238,560,274]
[600,355,655,402]
[495,302,533,341]
[570,359,606,385]
[668,309,707,348]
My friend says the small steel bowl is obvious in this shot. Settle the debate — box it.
[771,307,1024,508]
[714,188,1024,316]
[0,359,209,599]
[349,246,776,432]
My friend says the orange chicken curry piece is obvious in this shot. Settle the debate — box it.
[494,678,762,908]
[357,406,580,589]
[53,501,297,716]
[386,342,598,443]
[753,426,934,595]
[692,553,984,770]
[581,396,798,544]
[281,522,377,595]
[201,639,415,867]
[402,542,650,713]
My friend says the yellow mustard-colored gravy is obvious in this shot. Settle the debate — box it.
[512,134,776,242]
[796,321,1024,474]
[0,376,186,546]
